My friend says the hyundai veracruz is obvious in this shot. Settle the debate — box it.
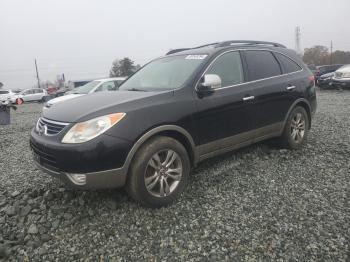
[30,40,317,207]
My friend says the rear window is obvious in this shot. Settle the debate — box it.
[274,53,302,73]
[244,50,282,81]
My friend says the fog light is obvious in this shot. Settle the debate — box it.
[66,173,86,185]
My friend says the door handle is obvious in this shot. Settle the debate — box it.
[243,96,255,101]
[286,85,296,90]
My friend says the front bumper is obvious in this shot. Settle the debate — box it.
[33,159,127,189]
[30,128,133,189]
[332,78,350,88]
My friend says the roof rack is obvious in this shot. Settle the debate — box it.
[165,40,286,55]
[166,43,219,55]
[215,40,286,48]
[166,48,191,55]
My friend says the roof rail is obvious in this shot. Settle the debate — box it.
[166,48,190,55]
[215,40,286,48]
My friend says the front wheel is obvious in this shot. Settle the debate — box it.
[279,106,309,149]
[126,136,190,208]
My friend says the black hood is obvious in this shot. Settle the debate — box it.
[43,91,173,123]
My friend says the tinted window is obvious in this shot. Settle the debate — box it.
[95,81,117,92]
[245,51,281,81]
[23,90,33,95]
[0,91,9,94]
[275,53,301,73]
[206,51,244,87]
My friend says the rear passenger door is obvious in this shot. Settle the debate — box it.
[23,89,35,101]
[242,50,300,139]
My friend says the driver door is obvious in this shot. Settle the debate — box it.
[193,51,256,157]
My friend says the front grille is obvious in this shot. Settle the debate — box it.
[36,117,69,136]
[30,141,60,172]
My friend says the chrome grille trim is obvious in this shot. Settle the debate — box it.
[36,117,70,136]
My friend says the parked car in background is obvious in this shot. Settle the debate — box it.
[317,72,335,88]
[315,64,344,80]
[332,65,350,88]
[31,40,317,207]
[44,77,126,109]
[67,79,95,89]
[15,88,47,103]
[0,90,17,103]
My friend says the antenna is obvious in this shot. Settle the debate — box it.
[295,26,302,56]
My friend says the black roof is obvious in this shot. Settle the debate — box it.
[166,40,287,56]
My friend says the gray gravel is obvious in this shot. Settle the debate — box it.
[0,90,349,261]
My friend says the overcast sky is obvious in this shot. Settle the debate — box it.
[1,0,350,89]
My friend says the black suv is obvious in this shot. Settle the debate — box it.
[30,40,317,207]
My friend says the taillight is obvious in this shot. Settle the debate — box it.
[309,75,315,86]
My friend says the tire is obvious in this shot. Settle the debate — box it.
[16,98,24,105]
[279,106,309,149]
[126,136,190,208]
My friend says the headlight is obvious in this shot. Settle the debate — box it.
[62,113,125,143]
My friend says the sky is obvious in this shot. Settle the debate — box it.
[1,0,350,90]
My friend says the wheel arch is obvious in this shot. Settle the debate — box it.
[122,125,198,175]
[283,98,312,131]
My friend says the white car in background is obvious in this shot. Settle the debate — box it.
[15,88,48,103]
[332,65,350,88]
[44,77,126,109]
[0,90,17,103]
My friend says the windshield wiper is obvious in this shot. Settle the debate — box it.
[125,88,147,92]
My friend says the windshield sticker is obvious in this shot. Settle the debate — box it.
[185,55,208,60]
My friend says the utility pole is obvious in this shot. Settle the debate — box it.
[295,26,302,56]
[330,41,333,64]
[35,59,40,88]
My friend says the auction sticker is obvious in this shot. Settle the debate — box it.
[185,55,208,60]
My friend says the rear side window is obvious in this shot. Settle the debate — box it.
[274,53,302,73]
[0,91,9,94]
[244,50,281,81]
[206,51,244,87]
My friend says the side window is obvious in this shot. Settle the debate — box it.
[275,53,302,73]
[206,51,244,87]
[114,80,124,88]
[244,50,282,81]
[95,81,116,92]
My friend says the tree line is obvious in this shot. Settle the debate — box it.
[109,57,141,77]
[303,46,350,66]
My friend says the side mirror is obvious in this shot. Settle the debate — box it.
[197,74,221,94]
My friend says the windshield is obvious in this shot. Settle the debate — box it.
[119,55,207,91]
[72,81,100,94]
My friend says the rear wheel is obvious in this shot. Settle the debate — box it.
[126,136,190,208]
[279,106,309,149]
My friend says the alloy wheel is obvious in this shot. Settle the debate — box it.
[290,112,306,143]
[144,149,183,198]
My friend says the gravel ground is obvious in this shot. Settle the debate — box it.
[0,89,349,261]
